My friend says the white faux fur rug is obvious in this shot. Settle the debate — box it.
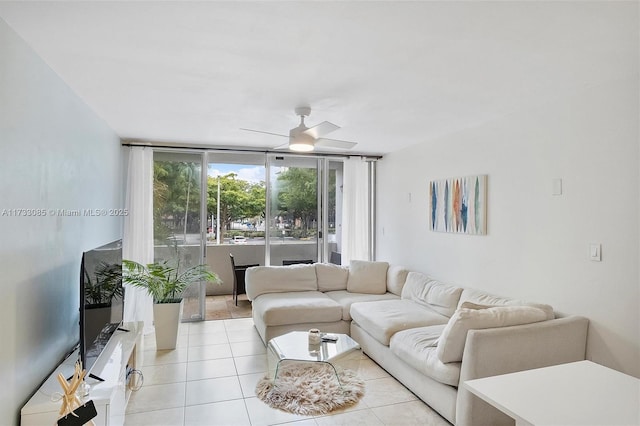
[255,363,365,415]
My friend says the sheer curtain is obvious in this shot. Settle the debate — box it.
[341,157,371,264]
[123,146,154,334]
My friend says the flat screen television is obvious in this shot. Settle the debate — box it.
[79,239,124,379]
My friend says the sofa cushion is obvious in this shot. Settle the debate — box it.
[252,291,343,326]
[390,325,461,386]
[245,264,317,300]
[315,263,349,292]
[347,260,389,294]
[325,290,399,321]
[401,272,463,317]
[350,299,449,346]
[457,288,555,320]
[436,304,548,363]
[387,265,410,296]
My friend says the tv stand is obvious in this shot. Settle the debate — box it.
[21,321,143,426]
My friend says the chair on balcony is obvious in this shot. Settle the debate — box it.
[329,251,342,265]
[229,253,259,306]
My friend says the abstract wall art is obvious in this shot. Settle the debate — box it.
[429,175,487,235]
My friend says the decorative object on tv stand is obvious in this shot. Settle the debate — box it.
[56,361,97,426]
[429,174,488,235]
[123,259,220,350]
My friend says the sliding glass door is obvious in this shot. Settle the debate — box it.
[205,153,266,299]
[267,155,321,266]
[152,151,206,321]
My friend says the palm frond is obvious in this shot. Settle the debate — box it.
[123,259,220,303]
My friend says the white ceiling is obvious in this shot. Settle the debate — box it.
[0,1,635,155]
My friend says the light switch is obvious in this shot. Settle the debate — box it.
[552,178,563,196]
[590,244,601,262]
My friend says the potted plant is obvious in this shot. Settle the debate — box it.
[123,259,220,350]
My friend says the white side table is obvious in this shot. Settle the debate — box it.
[464,360,640,426]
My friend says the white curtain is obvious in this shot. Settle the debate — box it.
[123,146,154,334]
[341,157,370,264]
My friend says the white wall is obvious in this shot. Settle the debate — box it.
[377,74,639,376]
[0,19,123,424]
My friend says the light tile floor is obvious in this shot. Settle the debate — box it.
[125,318,450,426]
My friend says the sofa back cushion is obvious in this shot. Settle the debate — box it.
[315,263,349,292]
[457,288,555,320]
[401,272,463,317]
[387,265,410,296]
[245,264,317,300]
[436,302,548,363]
[346,260,389,294]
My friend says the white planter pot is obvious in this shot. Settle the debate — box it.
[153,301,183,350]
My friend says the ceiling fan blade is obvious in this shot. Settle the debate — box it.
[303,121,340,139]
[315,138,357,150]
[272,142,290,150]
[240,128,288,138]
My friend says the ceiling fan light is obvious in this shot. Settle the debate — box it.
[289,142,314,152]
[289,134,315,152]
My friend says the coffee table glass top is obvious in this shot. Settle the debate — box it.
[267,331,360,363]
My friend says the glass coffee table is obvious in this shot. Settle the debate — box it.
[267,331,362,388]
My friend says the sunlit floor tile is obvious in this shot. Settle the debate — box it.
[188,330,229,347]
[126,382,186,414]
[186,357,237,381]
[279,420,318,426]
[184,399,251,426]
[185,376,244,406]
[124,407,184,426]
[234,354,268,375]
[224,317,255,331]
[187,342,233,362]
[244,396,313,426]
[357,357,391,380]
[237,372,264,398]
[315,408,383,426]
[371,400,450,425]
[227,327,262,343]
[188,319,227,335]
[141,362,187,386]
[361,377,417,408]
[230,339,267,357]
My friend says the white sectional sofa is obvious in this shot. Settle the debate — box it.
[245,261,405,343]
[245,261,589,426]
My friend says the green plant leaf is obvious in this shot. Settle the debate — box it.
[122,259,220,304]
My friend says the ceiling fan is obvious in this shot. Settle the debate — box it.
[240,106,357,152]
